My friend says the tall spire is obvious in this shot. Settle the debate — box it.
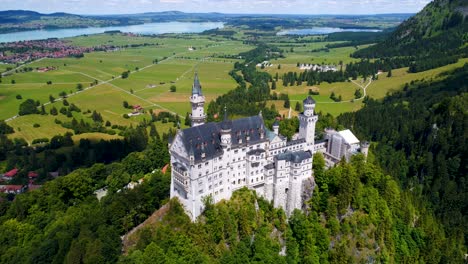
[221,105,232,131]
[192,72,202,96]
[223,105,228,121]
[190,72,206,127]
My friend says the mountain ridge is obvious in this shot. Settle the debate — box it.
[353,0,468,58]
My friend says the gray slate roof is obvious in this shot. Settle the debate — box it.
[247,149,266,156]
[276,151,312,163]
[180,115,267,162]
[303,96,316,105]
[192,73,203,96]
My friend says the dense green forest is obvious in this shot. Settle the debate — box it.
[123,153,463,263]
[0,133,171,263]
[338,63,468,253]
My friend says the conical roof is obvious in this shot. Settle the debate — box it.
[303,96,316,105]
[192,72,203,96]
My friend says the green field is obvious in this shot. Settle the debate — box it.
[1,34,247,141]
[2,32,466,143]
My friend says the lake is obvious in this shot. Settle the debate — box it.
[0,22,225,43]
[277,27,382,36]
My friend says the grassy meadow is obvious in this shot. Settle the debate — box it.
[1,31,466,143]
[0,34,246,142]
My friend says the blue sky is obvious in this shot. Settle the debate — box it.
[0,0,431,15]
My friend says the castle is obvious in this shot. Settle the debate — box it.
[169,73,368,220]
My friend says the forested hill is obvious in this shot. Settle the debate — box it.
[353,0,468,59]
[123,156,463,263]
[338,63,468,257]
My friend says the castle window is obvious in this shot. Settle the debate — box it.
[209,185,212,189]
[232,181,235,185]
[198,164,202,169]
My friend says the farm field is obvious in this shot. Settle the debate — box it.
[0,34,247,142]
[1,31,466,143]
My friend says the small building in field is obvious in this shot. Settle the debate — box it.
[132,105,144,114]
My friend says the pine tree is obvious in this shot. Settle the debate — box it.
[40,104,46,115]
[284,97,290,109]
[295,102,302,112]
[271,81,276,90]
[185,112,191,126]
[149,122,160,140]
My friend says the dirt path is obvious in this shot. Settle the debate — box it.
[5,52,185,122]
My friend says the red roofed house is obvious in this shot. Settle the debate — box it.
[2,168,18,180]
[28,171,39,179]
[132,105,144,114]
[0,185,26,194]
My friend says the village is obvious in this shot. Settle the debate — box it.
[0,168,44,195]
[0,38,128,64]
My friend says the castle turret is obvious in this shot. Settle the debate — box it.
[220,106,232,148]
[190,73,206,127]
[299,96,318,151]
[272,120,280,135]
[360,141,370,160]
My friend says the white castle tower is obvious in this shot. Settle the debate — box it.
[360,141,370,160]
[299,96,318,151]
[220,107,232,148]
[190,73,206,127]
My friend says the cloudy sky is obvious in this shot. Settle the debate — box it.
[0,0,431,15]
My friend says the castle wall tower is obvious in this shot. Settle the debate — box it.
[360,141,370,160]
[220,107,232,149]
[299,96,318,151]
[190,73,206,127]
[272,120,280,135]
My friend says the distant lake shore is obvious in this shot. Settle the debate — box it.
[277,27,382,35]
[0,22,225,43]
